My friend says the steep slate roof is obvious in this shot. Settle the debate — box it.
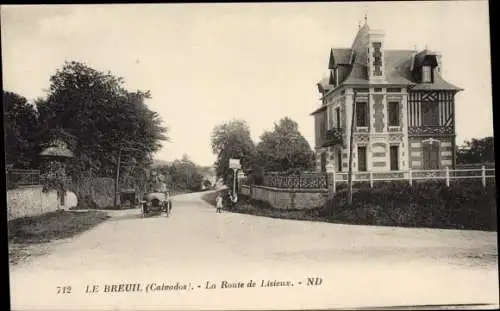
[316,24,462,106]
[340,50,413,86]
[411,75,464,91]
[333,49,461,91]
[412,49,439,69]
[330,48,352,67]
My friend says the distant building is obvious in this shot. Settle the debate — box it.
[311,19,462,173]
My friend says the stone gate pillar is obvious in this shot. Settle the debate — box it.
[40,137,74,210]
[326,163,336,200]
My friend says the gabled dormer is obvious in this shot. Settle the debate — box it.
[328,48,341,88]
[328,48,336,69]
[411,49,440,83]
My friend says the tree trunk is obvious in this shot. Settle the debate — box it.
[114,147,122,209]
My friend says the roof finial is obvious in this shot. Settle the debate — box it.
[414,44,417,51]
[425,44,428,50]
[364,6,368,25]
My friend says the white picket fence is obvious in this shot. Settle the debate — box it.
[330,166,496,192]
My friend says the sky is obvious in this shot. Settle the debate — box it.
[1,1,493,167]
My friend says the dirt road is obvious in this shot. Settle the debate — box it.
[9,191,499,310]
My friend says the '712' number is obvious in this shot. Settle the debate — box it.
[57,286,72,294]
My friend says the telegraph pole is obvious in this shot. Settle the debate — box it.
[113,141,142,209]
[347,90,357,205]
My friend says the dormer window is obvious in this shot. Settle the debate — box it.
[372,42,383,76]
[422,65,432,83]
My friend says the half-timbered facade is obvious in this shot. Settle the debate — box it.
[311,20,462,173]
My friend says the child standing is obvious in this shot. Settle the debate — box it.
[215,193,223,213]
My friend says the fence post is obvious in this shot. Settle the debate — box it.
[445,166,450,187]
[369,171,373,188]
[409,169,413,186]
[481,165,486,187]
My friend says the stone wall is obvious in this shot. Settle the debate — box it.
[240,185,327,210]
[70,176,116,208]
[7,186,78,221]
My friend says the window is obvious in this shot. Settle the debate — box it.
[357,146,367,172]
[335,107,341,129]
[388,102,400,126]
[372,42,383,76]
[422,102,439,126]
[328,106,334,129]
[337,149,342,172]
[390,146,399,171]
[356,102,368,127]
[422,65,432,83]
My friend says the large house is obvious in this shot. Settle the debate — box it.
[311,20,462,174]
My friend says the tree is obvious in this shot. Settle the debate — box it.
[158,155,205,192]
[203,179,213,189]
[210,119,257,186]
[36,61,168,178]
[3,91,41,168]
[456,137,495,164]
[256,117,314,174]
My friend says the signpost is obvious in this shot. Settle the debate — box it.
[229,158,241,203]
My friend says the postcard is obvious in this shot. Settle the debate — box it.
[3,2,498,310]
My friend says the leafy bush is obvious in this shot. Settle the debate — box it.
[326,180,497,231]
[203,180,496,231]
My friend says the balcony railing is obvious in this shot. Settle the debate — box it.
[408,125,454,136]
[321,127,344,147]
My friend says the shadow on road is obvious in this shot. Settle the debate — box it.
[106,210,143,221]
[107,210,176,221]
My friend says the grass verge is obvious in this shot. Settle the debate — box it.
[202,181,497,231]
[8,209,110,265]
